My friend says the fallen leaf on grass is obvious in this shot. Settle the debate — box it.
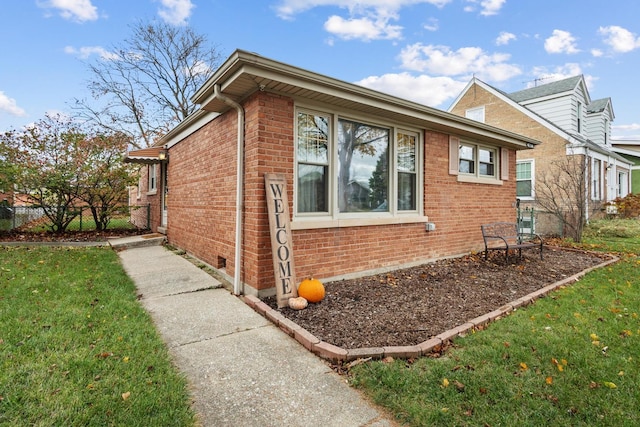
[442,378,449,388]
[122,391,131,401]
[546,376,553,385]
[520,362,528,371]
[453,380,465,392]
[603,382,617,389]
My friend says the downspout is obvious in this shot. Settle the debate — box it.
[584,147,590,224]
[214,84,245,295]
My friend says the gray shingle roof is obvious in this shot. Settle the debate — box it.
[508,75,583,103]
[587,98,610,114]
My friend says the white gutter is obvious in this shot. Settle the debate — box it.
[213,84,245,295]
[585,147,590,224]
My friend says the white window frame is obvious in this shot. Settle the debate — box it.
[465,106,485,123]
[516,159,535,200]
[292,107,426,229]
[591,158,601,201]
[148,163,158,195]
[577,102,583,134]
[618,170,628,198]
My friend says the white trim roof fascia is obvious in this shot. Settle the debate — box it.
[463,78,574,143]
[192,50,539,150]
[157,109,219,148]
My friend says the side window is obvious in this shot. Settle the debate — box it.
[296,111,329,214]
[516,161,533,198]
[465,106,485,123]
[592,158,601,200]
[397,131,417,211]
[450,136,504,183]
[459,143,496,178]
[148,164,157,192]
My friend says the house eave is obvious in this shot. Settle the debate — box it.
[192,49,539,151]
[124,146,167,164]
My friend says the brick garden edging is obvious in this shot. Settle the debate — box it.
[243,250,619,363]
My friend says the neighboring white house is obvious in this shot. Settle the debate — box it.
[449,75,632,235]
[612,139,640,194]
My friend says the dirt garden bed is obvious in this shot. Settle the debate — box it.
[264,247,610,349]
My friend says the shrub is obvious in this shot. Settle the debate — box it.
[610,193,640,218]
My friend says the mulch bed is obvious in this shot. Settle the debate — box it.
[265,247,610,348]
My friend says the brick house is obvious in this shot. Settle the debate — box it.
[448,75,632,236]
[126,50,539,298]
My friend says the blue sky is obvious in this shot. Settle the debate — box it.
[2,0,640,138]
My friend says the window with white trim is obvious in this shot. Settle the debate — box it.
[148,163,157,193]
[295,109,422,219]
[516,160,533,198]
[618,171,628,198]
[465,106,485,123]
[577,102,583,134]
[592,158,601,200]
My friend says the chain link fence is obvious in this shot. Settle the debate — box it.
[0,204,150,232]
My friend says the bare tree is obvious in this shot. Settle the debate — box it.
[535,151,596,242]
[74,21,222,148]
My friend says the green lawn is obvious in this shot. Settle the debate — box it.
[350,218,640,426]
[0,246,195,426]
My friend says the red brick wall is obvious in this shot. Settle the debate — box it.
[167,112,239,274]
[166,91,519,295]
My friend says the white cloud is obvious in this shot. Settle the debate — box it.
[324,14,402,40]
[274,0,452,20]
[398,43,521,82]
[496,31,516,46]
[157,0,194,26]
[0,91,27,117]
[612,123,640,139]
[186,60,211,76]
[356,73,467,107]
[544,29,580,54]
[598,25,640,53]
[464,0,506,16]
[37,0,99,22]
[423,17,439,31]
[64,45,119,60]
[591,48,603,57]
[529,63,596,89]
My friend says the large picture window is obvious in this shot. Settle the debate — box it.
[338,119,389,213]
[295,110,422,219]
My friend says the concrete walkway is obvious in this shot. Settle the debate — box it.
[116,244,395,427]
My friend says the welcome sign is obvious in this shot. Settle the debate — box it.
[264,173,298,308]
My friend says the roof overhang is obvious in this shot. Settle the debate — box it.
[124,146,168,164]
[188,49,539,151]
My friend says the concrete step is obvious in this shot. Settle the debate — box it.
[108,233,166,250]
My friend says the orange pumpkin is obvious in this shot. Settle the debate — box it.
[297,277,325,303]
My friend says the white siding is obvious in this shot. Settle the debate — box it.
[585,114,605,145]
[520,95,575,132]
[518,84,589,136]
